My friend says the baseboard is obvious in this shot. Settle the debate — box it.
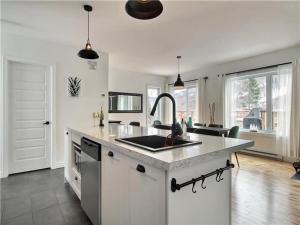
[241,148,300,163]
[0,169,8,178]
[283,156,300,163]
[240,149,283,160]
[54,162,65,169]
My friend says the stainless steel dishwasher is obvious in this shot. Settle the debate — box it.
[81,137,101,225]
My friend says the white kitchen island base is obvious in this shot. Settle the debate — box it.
[167,154,231,225]
[65,125,253,225]
[102,146,231,225]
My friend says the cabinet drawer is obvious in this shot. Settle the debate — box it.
[127,157,164,181]
[70,168,81,198]
[71,133,82,146]
[102,147,124,162]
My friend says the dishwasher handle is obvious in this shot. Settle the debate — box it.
[81,138,101,161]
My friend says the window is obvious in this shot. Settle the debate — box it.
[147,86,161,126]
[169,83,198,123]
[225,65,292,132]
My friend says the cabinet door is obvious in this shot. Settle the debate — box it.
[102,147,130,225]
[128,159,166,225]
[64,130,71,182]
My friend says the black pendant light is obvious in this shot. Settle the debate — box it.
[78,5,99,60]
[174,56,184,89]
[125,0,163,20]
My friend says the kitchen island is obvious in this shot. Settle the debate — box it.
[65,124,254,225]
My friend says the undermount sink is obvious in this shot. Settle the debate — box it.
[115,135,202,152]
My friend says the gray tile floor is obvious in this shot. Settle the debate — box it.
[0,168,92,225]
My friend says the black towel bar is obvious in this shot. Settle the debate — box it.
[171,160,234,193]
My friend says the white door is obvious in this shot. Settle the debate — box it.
[8,61,51,174]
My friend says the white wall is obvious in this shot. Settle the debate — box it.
[108,68,167,127]
[1,33,108,175]
[168,45,300,156]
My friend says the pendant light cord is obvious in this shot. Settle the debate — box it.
[87,11,90,42]
[177,56,181,75]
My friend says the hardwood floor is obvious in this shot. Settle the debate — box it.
[232,153,300,225]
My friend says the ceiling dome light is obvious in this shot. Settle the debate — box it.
[174,56,184,89]
[125,0,163,20]
[78,5,99,60]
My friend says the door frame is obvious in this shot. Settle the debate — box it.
[146,85,162,127]
[1,55,56,178]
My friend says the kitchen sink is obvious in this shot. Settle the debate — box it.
[115,135,202,152]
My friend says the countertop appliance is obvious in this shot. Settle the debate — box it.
[81,137,101,225]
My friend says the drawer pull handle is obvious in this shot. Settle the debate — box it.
[136,164,145,173]
[75,176,78,181]
[108,151,114,157]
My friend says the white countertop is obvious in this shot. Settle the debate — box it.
[68,124,254,171]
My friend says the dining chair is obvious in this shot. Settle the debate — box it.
[228,126,240,167]
[108,120,122,124]
[194,123,206,127]
[208,124,223,128]
[153,120,162,126]
[129,121,140,126]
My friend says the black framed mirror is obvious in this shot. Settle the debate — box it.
[109,92,143,113]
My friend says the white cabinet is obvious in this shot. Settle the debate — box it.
[102,147,130,225]
[127,159,165,225]
[64,130,82,199]
[102,147,166,225]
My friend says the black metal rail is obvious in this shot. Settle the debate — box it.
[171,160,234,193]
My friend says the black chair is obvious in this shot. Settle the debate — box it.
[208,124,223,128]
[228,126,240,167]
[153,120,162,126]
[108,120,122,124]
[129,121,140,127]
[193,129,220,136]
[194,123,206,127]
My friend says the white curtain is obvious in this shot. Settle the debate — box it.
[285,60,300,158]
[224,74,238,128]
[198,78,206,123]
[275,63,294,158]
[217,74,225,125]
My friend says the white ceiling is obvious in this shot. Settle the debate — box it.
[1,1,300,76]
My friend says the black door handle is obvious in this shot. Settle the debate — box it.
[43,121,50,125]
[136,164,145,173]
[108,151,114,157]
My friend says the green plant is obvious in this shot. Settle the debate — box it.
[68,77,81,97]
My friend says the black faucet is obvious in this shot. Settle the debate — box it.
[150,93,183,138]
